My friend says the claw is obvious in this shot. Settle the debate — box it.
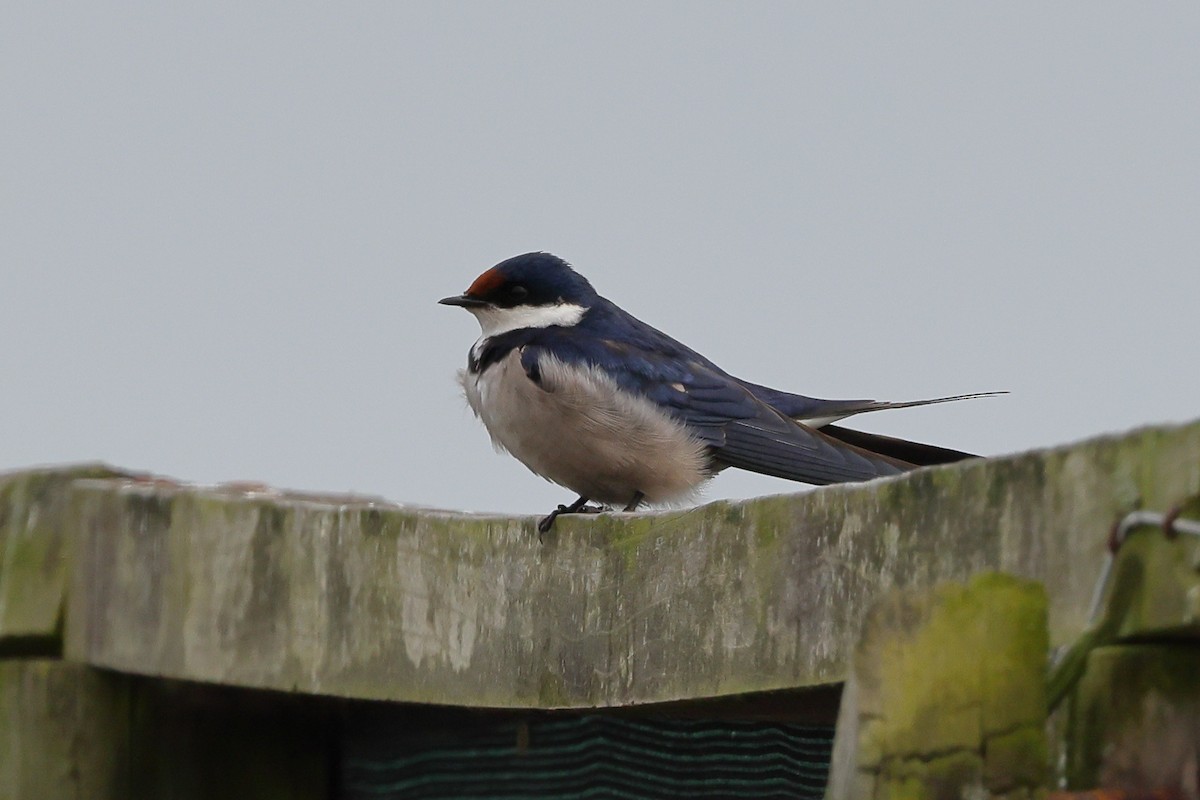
[537,505,569,535]
[537,495,598,535]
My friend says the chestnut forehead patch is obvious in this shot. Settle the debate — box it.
[466,267,505,297]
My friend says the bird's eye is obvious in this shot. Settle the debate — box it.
[508,285,529,301]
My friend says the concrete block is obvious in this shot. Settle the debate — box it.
[59,419,1200,707]
[827,573,1049,800]
[0,464,121,650]
[1067,645,1200,796]
[0,660,130,800]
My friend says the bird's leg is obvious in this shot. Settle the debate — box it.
[622,491,645,513]
[537,495,602,534]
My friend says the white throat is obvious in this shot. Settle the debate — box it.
[470,302,586,339]
[469,302,587,363]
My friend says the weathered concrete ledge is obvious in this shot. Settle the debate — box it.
[0,463,126,649]
[44,418,1198,709]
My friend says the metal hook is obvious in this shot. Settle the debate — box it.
[1085,507,1200,625]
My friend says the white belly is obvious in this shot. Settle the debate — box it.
[460,350,709,506]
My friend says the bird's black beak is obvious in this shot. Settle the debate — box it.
[438,294,489,308]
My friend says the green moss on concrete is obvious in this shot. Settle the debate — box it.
[537,670,570,707]
[55,418,1200,710]
[856,573,1047,767]
[1112,504,1200,639]
[876,750,982,800]
[858,588,982,761]
[744,494,792,549]
[832,573,1049,799]
[979,573,1050,735]
[0,464,125,646]
[1049,496,1200,708]
[984,726,1048,793]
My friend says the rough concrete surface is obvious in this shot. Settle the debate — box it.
[0,463,123,649]
[826,573,1048,800]
[0,660,130,799]
[1110,509,1200,641]
[1068,645,1200,798]
[53,419,1200,708]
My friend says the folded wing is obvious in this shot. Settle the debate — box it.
[519,313,913,485]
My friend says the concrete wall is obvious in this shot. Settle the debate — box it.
[2,417,1198,798]
[57,420,1200,707]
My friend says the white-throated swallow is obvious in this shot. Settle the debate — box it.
[441,252,1000,532]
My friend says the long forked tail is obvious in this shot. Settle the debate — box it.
[818,424,979,466]
[852,391,1007,411]
[739,381,1006,428]
[736,383,1005,466]
[843,391,1008,419]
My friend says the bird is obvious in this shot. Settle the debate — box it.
[440,252,1000,533]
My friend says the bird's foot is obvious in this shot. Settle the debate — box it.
[622,491,645,513]
[537,496,602,535]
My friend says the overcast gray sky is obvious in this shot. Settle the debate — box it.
[4,4,1198,514]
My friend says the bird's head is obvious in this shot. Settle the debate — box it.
[440,252,598,337]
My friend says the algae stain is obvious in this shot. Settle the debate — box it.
[537,670,569,707]
[125,491,174,534]
[361,508,385,538]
